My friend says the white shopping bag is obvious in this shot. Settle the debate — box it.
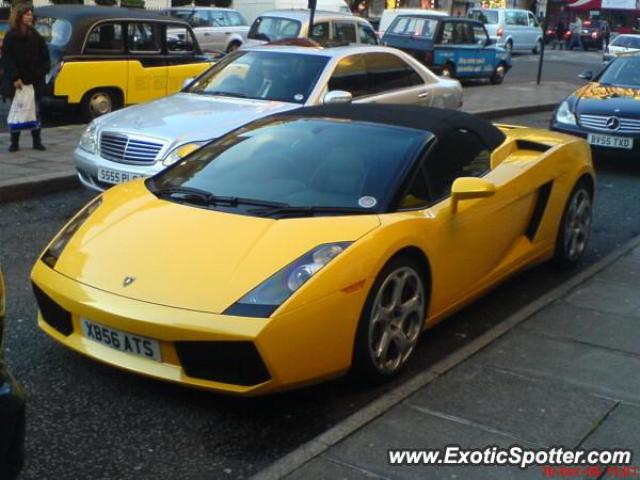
[7,84,40,131]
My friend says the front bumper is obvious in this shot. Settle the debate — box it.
[0,364,25,480]
[551,120,640,157]
[74,147,166,193]
[31,260,365,396]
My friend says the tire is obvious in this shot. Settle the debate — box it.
[441,63,455,79]
[226,41,241,53]
[532,39,542,54]
[490,63,506,85]
[352,255,427,382]
[554,181,593,269]
[81,89,117,122]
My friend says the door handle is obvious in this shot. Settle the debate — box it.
[204,32,212,36]
[418,90,431,98]
[225,32,231,35]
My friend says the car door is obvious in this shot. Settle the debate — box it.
[419,128,535,314]
[527,12,541,48]
[357,21,379,45]
[126,21,167,104]
[164,24,203,93]
[326,54,369,99]
[361,52,433,106]
[513,10,530,49]
[309,21,331,44]
[206,10,231,51]
[471,23,497,77]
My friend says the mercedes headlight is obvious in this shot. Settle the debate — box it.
[41,197,103,269]
[555,100,577,125]
[225,242,352,318]
[162,142,206,167]
[79,121,99,154]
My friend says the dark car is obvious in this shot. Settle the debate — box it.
[551,53,640,156]
[580,19,610,50]
[0,269,25,480]
[34,5,213,120]
[382,14,511,84]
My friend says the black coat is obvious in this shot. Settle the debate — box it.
[1,28,51,99]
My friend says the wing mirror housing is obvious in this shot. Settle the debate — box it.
[323,90,353,105]
[578,70,593,80]
[450,177,496,214]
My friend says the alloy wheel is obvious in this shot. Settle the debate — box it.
[367,266,425,375]
[563,189,592,262]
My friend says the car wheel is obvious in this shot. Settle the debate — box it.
[490,63,506,85]
[441,63,455,78]
[352,255,427,381]
[81,89,116,121]
[554,181,593,268]
[532,39,542,54]
[226,41,241,53]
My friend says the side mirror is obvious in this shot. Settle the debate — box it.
[182,77,195,90]
[485,37,495,47]
[323,90,353,105]
[578,70,593,80]
[450,177,496,214]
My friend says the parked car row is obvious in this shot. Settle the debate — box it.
[73,44,462,191]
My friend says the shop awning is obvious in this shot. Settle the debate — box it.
[567,0,601,9]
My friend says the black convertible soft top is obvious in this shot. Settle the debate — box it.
[279,104,506,151]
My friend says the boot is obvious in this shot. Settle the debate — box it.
[8,131,19,152]
[31,129,46,151]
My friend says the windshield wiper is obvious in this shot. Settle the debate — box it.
[151,186,288,209]
[204,91,248,98]
[249,206,371,218]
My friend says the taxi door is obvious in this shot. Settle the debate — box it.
[126,21,168,104]
[164,24,210,94]
[470,23,498,77]
[434,21,482,78]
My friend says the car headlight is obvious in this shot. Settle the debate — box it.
[41,197,103,269]
[162,142,206,167]
[224,242,352,318]
[78,121,99,154]
[555,100,577,125]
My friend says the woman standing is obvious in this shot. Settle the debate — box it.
[1,4,50,152]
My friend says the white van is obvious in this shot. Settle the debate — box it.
[231,0,350,24]
[378,8,447,36]
[468,8,543,54]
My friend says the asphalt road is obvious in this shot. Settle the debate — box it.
[2,107,640,480]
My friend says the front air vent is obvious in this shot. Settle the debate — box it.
[32,283,73,336]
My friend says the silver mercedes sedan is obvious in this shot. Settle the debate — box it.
[74,44,463,191]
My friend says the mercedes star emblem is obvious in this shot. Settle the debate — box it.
[605,116,620,131]
[123,276,136,287]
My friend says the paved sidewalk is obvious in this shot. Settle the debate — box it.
[0,81,574,203]
[255,237,640,480]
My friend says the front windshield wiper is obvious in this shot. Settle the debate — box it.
[151,186,289,209]
[249,205,372,218]
[202,91,248,98]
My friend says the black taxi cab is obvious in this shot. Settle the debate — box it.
[35,6,214,119]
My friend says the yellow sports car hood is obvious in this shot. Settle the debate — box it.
[53,182,380,313]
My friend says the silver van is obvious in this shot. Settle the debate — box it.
[468,8,543,54]
[166,7,249,53]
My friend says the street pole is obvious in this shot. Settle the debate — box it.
[536,0,551,84]
[308,0,317,38]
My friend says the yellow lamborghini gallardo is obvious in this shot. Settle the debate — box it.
[31,105,595,396]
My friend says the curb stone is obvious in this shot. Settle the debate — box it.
[251,234,640,480]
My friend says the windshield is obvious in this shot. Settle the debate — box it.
[599,56,640,87]
[611,36,640,49]
[34,17,72,47]
[469,10,498,25]
[248,16,301,41]
[185,50,329,103]
[388,16,439,39]
[150,117,428,215]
